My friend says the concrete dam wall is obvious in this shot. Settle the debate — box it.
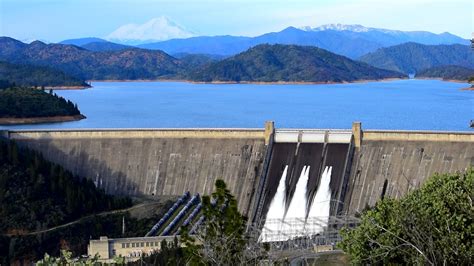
[341,129,474,215]
[3,129,268,217]
[2,123,473,222]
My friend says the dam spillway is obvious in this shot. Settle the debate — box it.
[255,130,352,223]
[1,122,473,231]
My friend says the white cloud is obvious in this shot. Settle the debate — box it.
[106,16,195,44]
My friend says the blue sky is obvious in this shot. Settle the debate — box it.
[1,0,472,42]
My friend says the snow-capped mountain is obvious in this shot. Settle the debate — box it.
[306,24,371,32]
[301,23,402,34]
[106,16,195,45]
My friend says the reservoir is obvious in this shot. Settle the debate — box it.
[2,79,472,130]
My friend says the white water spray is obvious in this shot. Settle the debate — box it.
[260,164,334,242]
[285,166,310,219]
[260,166,288,242]
[283,166,310,239]
[306,166,333,235]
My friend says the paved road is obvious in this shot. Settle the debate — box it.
[2,201,158,237]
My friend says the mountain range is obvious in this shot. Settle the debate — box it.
[0,37,408,83]
[0,32,471,85]
[60,24,469,59]
[0,37,181,80]
[137,24,468,59]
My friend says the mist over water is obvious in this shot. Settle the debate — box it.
[261,165,334,242]
[306,166,333,235]
[285,166,309,219]
[283,166,310,239]
[265,166,288,220]
[260,166,289,242]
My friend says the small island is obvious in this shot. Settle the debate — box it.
[0,87,85,124]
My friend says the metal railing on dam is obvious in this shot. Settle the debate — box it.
[2,128,266,140]
[274,129,352,143]
[363,129,474,142]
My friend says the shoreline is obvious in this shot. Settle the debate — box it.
[414,77,469,83]
[54,77,469,89]
[88,77,407,85]
[0,114,86,125]
[46,85,92,90]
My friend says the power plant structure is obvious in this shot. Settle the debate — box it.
[2,122,473,247]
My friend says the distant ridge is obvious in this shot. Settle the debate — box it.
[134,24,468,58]
[59,37,107,46]
[188,44,405,83]
[359,42,474,74]
[417,65,474,81]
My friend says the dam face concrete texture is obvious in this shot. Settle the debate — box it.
[3,126,474,220]
[344,138,474,214]
[7,130,266,216]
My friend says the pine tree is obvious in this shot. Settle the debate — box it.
[181,179,247,265]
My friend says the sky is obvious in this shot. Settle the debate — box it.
[0,0,472,42]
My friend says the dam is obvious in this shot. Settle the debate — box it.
[2,122,473,229]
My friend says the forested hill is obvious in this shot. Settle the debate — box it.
[0,61,88,87]
[0,37,181,80]
[187,44,405,83]
[359,43,473,74]
[416,65,474,81]
[0,140,132,235]
[0,87,81,118]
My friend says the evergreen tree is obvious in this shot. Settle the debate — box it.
[338,169,474,265]
[181,179,247,265]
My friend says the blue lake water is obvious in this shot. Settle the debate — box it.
[2,79,473,131]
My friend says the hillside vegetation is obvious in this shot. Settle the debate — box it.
[0,140,146,263]
[0,61,88,87]
[0,140,132,235]
[0,87,81,118]
[188,44,405,82]
[0,37,181,80]
[359,43,473,74]
[5,36,470,84]
[339,169,473,265]
[416,65,474,81]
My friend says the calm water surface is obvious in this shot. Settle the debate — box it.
[2,79,473,130]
